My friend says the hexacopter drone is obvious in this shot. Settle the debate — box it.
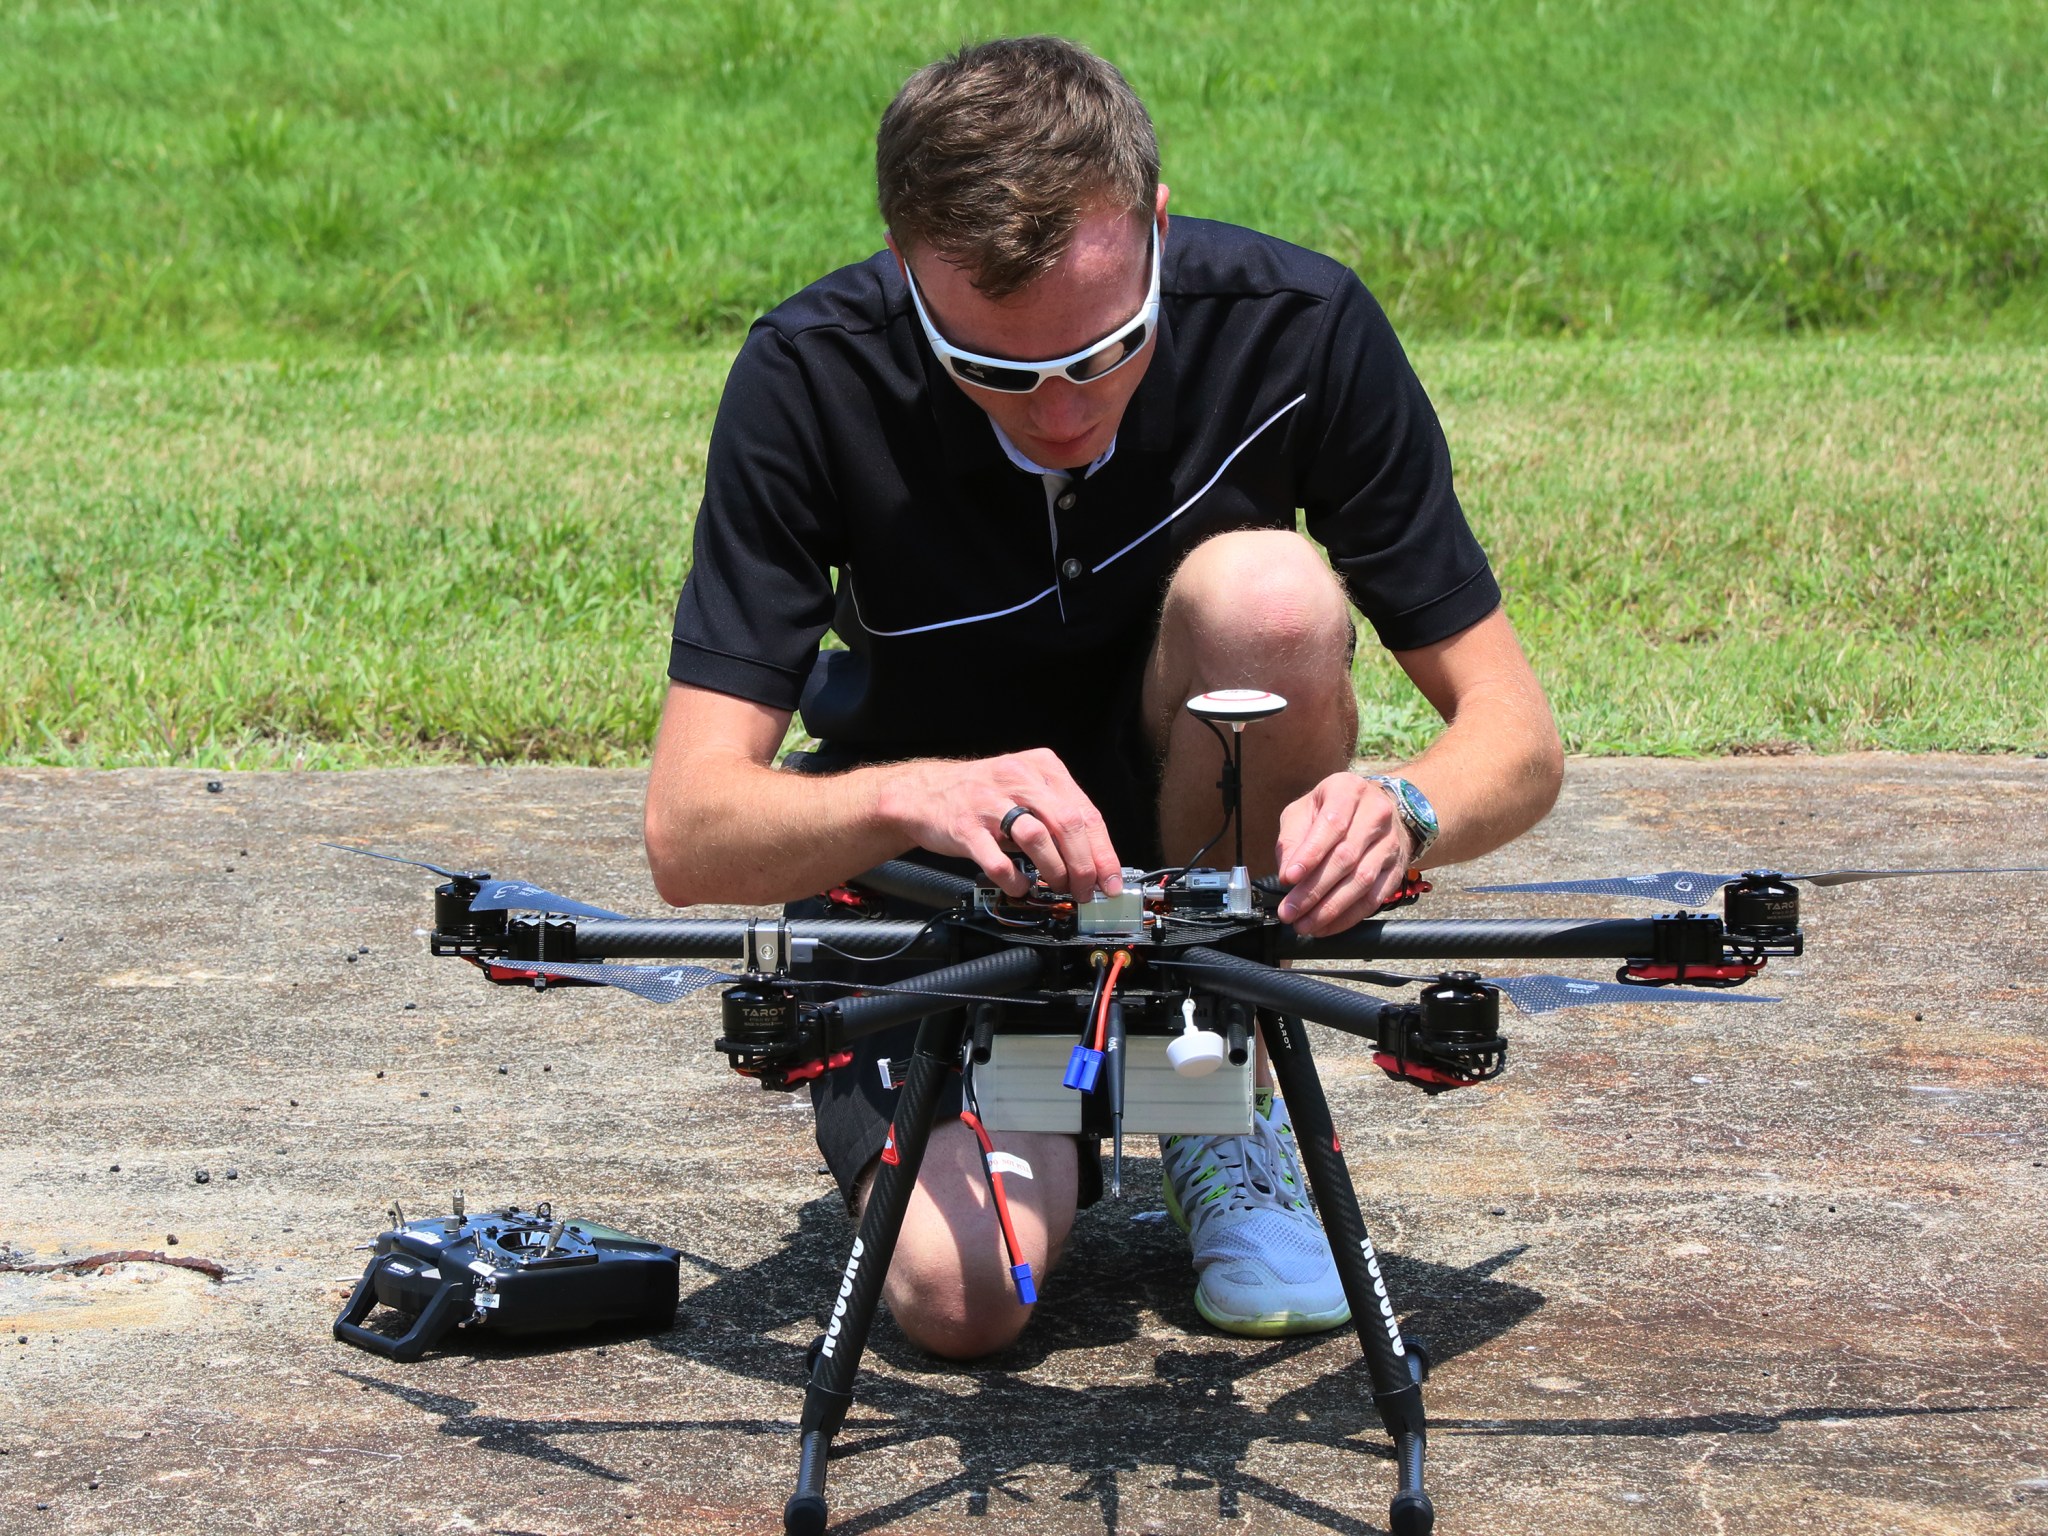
[332,690,2043,1535]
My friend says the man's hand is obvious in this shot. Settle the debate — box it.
[1272,772,1411,938]
[876,748,1123,900]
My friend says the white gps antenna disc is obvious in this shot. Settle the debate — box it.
[1186,688,1288,723]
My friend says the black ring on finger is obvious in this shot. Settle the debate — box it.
[999,804,1037,843]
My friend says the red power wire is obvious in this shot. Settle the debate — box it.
[1091,950,1130,1051]
[957,1108,1028,1272]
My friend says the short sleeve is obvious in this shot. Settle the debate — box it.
[1296,273,1501,651]
[669,326,841,709]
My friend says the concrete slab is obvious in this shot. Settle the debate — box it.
[1,757,2045,1535]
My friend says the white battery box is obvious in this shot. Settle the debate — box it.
[970,1033,1253,1136]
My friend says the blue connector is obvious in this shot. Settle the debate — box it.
[1011,1262,1037,1305]
[1063,1044,1103,1092]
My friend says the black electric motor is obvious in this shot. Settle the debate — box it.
[1412,972,1509,1087]
[1724,872,1802,944]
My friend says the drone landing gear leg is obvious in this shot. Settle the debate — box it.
[785,1008,965,1536]
[1261,1011,1435,1535]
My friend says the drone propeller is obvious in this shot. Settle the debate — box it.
[322,843,630,920]
[464,880,630,921]
[1216,960,1780,1016]
[1290,967,1779,1016]
[492,958,728,1003]
[490,960,1053,1010]
[1467,865,2048,908]
[1485,973,1778,1016]
[320,842,482,882]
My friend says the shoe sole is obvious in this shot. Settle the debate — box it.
[1163,1147,1352,1339]
[1193,1288,1351,1338]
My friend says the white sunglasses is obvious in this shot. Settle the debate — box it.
[902,223,1161,394]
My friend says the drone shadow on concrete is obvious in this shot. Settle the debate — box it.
[337,1185,2013,1534]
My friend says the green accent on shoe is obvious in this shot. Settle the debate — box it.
[1162,1156,1191,1234]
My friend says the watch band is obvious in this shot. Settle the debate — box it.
[1364,774,1440,863]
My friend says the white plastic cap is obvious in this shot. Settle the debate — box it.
[1167,1018,1227,1078]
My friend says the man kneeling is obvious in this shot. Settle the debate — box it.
[644,36,1562,1359]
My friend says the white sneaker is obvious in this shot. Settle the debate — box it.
[1160,1096,1351,1337]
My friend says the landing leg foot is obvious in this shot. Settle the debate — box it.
[1390,1488,1436,1535]
[785,1428,830,1534]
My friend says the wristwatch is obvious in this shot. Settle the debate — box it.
[1364,775,1440,863]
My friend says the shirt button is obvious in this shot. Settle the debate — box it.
[1061,558,1084,582]
[1055,490,1078,511]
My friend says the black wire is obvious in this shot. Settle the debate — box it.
[1281,967,1434,988]
[807,917,943,964]
[801,977,1053,1008]
[973,892,1055,930]
[1181,716,1236,870]
[1078,961,1108,1043]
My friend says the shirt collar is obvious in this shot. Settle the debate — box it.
[987,418,1117,480]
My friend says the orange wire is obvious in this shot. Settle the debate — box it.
[1091,950,1130,1052]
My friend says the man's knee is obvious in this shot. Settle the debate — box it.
[883,1250,1034,1360]
[1161,529,1350,669]
[854,1124,1078,1361]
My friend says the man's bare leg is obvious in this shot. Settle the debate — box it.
[1144,529,1358,874]
[854,1125,1079,1359]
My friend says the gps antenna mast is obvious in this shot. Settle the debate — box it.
[1185,689,1289,913]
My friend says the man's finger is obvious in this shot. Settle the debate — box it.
[1273,794,1316,873]
[962,828,1026,897]
[1009,812,1070,895]
[1292,854,1401,937]
[1276,781,1352,888]
[1016,760,1119,897]
[1053,802,1122,897]
[1277,844,1350,926]
[1276,811,1361,921]
[1283,800,1402,926]
[1036,804,1108,896]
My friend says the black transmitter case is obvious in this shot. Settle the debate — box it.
[333,1199,680,1362]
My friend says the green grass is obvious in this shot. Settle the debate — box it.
[5,343,2043,767]
[2,0,2043,364]
[5,3,2041,764]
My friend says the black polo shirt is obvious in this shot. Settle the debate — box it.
[670,216,1499,779]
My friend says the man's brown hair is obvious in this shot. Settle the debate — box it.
[877,36,1159,299]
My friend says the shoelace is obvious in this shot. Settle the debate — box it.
[1167,1110,1309,1247]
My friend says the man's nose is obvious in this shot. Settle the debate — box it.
[1027,378,1093,433]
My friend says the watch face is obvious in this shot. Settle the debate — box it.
[1376,776,1437,848]
[1397,780,1439,837]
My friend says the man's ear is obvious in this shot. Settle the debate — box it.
[884,231,907,280]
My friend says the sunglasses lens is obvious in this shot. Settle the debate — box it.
[950,357,1042,393]
[1065,324,1146,383]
